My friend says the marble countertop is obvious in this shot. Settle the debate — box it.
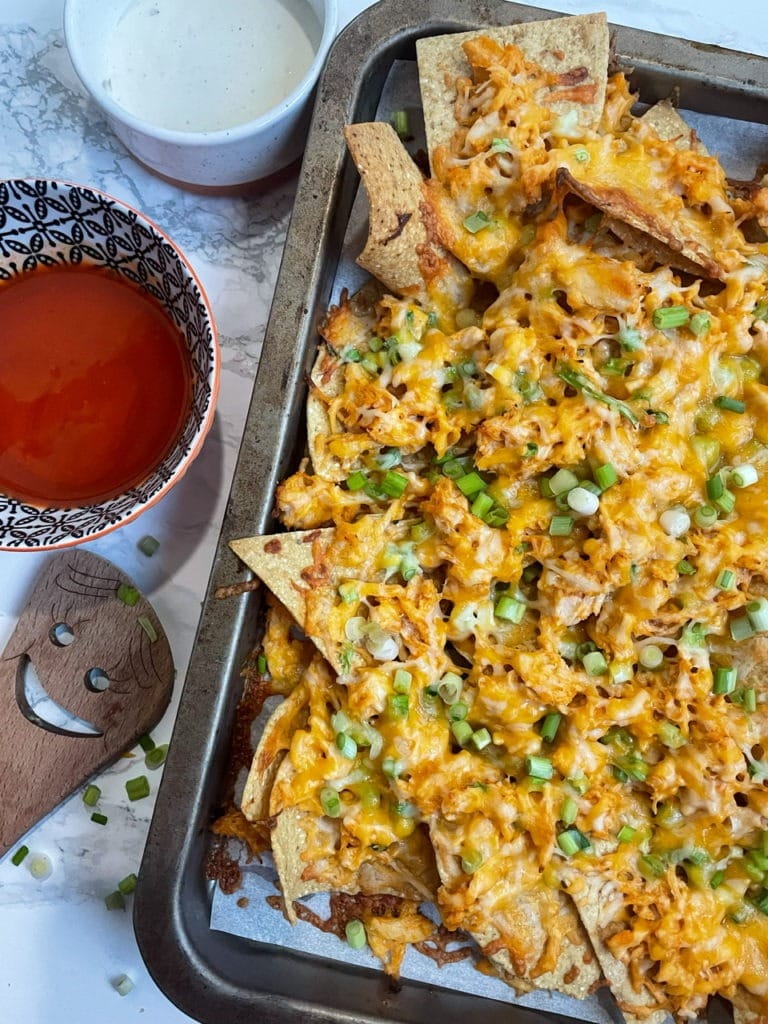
[0,0,766,1021]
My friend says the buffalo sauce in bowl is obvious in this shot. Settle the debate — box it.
[0,264,192,508]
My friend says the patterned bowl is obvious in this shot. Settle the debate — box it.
[0,179,219,551]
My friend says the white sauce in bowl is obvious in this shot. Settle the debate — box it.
[104,0,322,132]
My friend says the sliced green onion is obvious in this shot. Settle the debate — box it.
[113,974,134,997]
[659,507,690,537]
[539,713,562,743]
[105,891,125,912]
[437,672,463,705]
[145,744,168,770]
[483,505,509,527]
[522,442,539,459]
[382,756,404,778]
[391,109,409,138]
[346,470,368,491]
[471,728,492,751]
[677,560,697,576]
[456,471,486,496]
[91,812,108,826]
[138,535,160,557]
[448,701,468,722]
[125,775,150,801]
[490,136,513,153]
[610,660,634,684]
[690,312,712,335]
[380,471,408,498]
[748,598,768,632]
[594,463,618,490]
[715,489,736,515]
[567,486,599,515]
[257,653,268,675]
[11,845,29,866]
[706,473,725,500]
[582,651,608,676]
[320,786,342,817]
[558,828,590,856]
[341,346,361,363]
[461,848,484,873]
[617,824,636,843]
[710,869,725,889]
[656,804,683,829]
[118,873,138,895]
[338,581,359,605]
[731,614,756,642]
[652,305,689,330]
[549,469,579,495]
[463,210,493,233]
[754,301,768,322]
[138,733,155,752]
[387,693,409,719]
[694,504,718,529]
[716,569,736,591]
[117,584,140,607]
[640,854,666,879]
[713,665,737,694]
[558,364,639,427]
[345,918,367,949]
[494,595,526,623]
[568,774,590,796]
[639,645,663,670]
[137,616,158,643]
[740,688,757,713]
[617,324,643,351]
[561,796,578,825]
[393,669,412,694]
[336,732,358,759]
[526,755,554,781]
[658,721,686,748]
[714,395,746,413]
[451,720,473,745]
[731,464,759,488]
[83,784,101,806]
[573,146,590,163]
[470,492,494,518]
[549,515,574,537]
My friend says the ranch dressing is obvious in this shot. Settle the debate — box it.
[104,0,322,132]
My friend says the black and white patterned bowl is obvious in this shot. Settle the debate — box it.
[0,179,219,551]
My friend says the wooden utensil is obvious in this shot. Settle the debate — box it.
[0,549,174,856]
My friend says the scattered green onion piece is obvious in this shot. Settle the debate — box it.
[748,598,768,632]
[118,873,138,896]
[382,757,405,779]
[558,829,589,856]
[690,312,712,335]
[381,470,408,498]
[568,774,590,796]
[138,733,155,752]
[568,486,600,515]
[105,891,125,912]
[341,346,361,363]
[113,974,134,997]
[320,786,342,818]
[490,136,513,153]
[582,651,608,676]
[451,720,474,745]
[257,653,268,675]
[393,668,412,694]
[617,324,643,351]
[640,854,666,879]
[731,614,756,642]
[83,784,101,806]
[617,824,636,843]
[463,210,493,233]
[483,505,509,527]
[714,489,736,515]
[539,713,562,743]
[449,701,468,722]
[387,693,410,719]
[558,364,639,427]
[749,849,768,872]
[456,471,486,496]
[461,848,484,874]
[137,616,158,643]
[117,584,140,607]
[741,688,757,713]
[338,582,359,605]
[561,796,578,825]
[754,301,768,322]
[658,721,686,748]
[594,463,618,490]
[714,396,746,413]
[345,918,367,949]
[346,470,368,491]
[573,146,590,163]
[639,645,663,670]
[376,447,402,470]
[716,569,736,591]
[706,473,725,500]
[549,515,574,537]
[437,672,464,705]
[400,552,420,581]
[471,492,494,518]
[138,535,160,557]
[652,305,690,330]
[602,356,631,377]
[145,744,168,770]
[471,728,492,751]
[659,507,690,537]
[125,775,150,801]
[549,469,579,495]
[710,869,725,889]
[11,845,29,866]
[526,755,554,781]
[91,812,108,826]
[713,666,737,695]
[694,504,718,529]
[494,594,526,623]
[677,560,697,576]
[336,732,358,758]
[391,109,409,138]
[522,442,539,459]
[731,464,759,488]
[656,804,683,829]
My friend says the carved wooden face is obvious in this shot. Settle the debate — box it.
[4,550,173,743]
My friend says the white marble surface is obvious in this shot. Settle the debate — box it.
[0,0,766,1021]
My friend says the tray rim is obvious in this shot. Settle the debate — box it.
[134,2,768,1022]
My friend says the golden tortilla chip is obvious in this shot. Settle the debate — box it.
[640,99,706,153]
[417,13,609,169]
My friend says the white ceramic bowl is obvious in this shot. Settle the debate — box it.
[0,179,219,551]
[63,0,337,188]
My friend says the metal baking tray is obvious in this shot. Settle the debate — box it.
[135,1,768,1021]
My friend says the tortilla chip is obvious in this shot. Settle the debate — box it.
[271,807,328,922]
[344,122,472,303]
[556,166,725,279]
[417,13,609,169]
[240,680,309,822]
[640,99,706,154]
[229,528,332,626]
